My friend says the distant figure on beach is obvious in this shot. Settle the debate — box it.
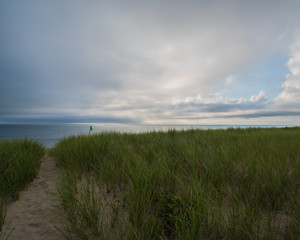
[89,125,93,135]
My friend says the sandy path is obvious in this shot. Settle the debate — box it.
[1,151,62,240]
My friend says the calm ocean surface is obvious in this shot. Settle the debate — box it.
[0,124,288,148]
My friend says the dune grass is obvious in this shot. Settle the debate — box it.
[51,128,300,240]
[0,139,44,234]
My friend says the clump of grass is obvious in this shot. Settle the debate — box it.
[0,139,44,234]
[51,128,300,239]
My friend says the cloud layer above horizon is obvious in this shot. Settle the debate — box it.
[1,0,300,125]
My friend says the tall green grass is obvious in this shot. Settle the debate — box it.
[51,128,300,239]
[0,139,44,233]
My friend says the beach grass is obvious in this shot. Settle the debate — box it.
[51,128,300,239]
[0,139,44,233]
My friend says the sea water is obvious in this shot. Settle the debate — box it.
[0,123,288,148]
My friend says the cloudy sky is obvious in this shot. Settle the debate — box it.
[1,0,300,125]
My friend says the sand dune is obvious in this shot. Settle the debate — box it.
[2,151,62,240]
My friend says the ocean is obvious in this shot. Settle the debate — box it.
[0,123,288,148]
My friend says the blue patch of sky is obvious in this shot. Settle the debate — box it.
[223,57,290,100]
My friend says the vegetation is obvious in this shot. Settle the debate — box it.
[51,128,300,240]
[0,139,44,233]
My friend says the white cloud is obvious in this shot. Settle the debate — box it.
[275,38,300,105]
[250,90,267,103]
[225,75,235,87]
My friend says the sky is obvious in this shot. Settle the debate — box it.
[1,0,300,125]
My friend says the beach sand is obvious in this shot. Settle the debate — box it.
[1,151,62,240]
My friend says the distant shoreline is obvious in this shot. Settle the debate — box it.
[0,124,298,148]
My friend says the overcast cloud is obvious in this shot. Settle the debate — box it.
[1,0,300,124]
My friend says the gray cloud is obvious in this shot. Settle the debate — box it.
[1,0,300,124]
[231,111,300,119]
[168,110,300,121]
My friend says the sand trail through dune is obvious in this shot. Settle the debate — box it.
[1,151,62,240]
